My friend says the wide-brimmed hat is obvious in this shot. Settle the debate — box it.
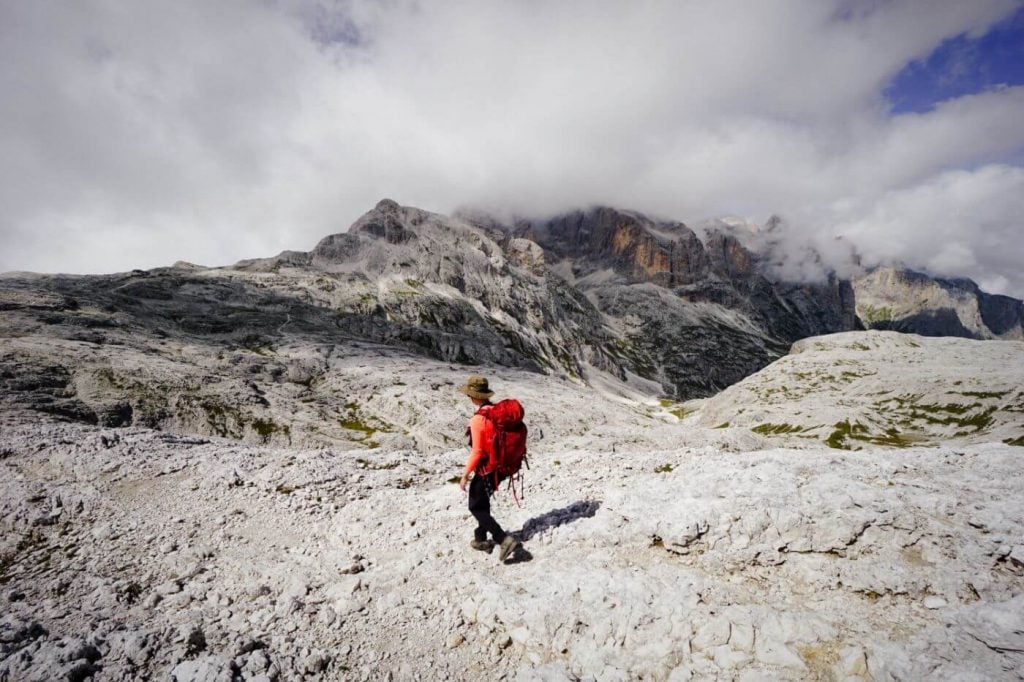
[460,375,494,400]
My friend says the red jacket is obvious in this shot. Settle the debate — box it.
[464,408,495,476]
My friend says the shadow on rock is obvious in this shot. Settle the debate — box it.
[504,546,533,564]
[518,500,601,542]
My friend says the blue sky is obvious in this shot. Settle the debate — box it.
[1,1,1023,296]
[887,6,1024,114]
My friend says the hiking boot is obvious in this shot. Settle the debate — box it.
[470,539,494,553]
[498,536,521,562]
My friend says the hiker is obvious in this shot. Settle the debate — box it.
[459,375,521,562]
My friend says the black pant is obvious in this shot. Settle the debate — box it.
[468,473,506,543]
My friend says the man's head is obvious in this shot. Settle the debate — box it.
[460,375,494,403]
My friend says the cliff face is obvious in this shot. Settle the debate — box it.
[854,267,1024,340]
[515,207,712,287]
[510,207,859,395]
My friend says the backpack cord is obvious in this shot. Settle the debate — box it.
[508,470,523,508]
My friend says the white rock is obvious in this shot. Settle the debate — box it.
[924,596,947,609]
[509,627,531,647]
[728,622,755,652]
[667,666,693,681]
[836,646,869,677]
[123,634,150,665]
[303,653,327,674]
[171,655,233,682]
[156,581,182,595]
[710,644,751,668]
[91,524,114,540]
[754,637,805,670]
[691,617,730,651]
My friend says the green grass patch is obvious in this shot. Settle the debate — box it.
[338,418,377,435]
[957,391,1010,399]
[338,401,394,449]
[654,463,674,473]
[660,400,694,419]
[859,304,892,325]
[826,420,857,449]
[826,419,918,449]
[752,423,806,435]
[908,404,995,431]
[252,418,289,442]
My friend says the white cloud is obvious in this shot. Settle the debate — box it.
[1,0,1022,295]
[829,164,1024,296]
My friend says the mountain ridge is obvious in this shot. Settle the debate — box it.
[0,199,1019,448]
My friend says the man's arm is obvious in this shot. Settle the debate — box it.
[460,414,487,491]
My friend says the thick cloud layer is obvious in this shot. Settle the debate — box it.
[1,1,1022,295]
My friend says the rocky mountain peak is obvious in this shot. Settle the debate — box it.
[513,206,712,287]
[854,266,1024,340]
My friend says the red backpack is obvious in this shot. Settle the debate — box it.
[477,399,529,504]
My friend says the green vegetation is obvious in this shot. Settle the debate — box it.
[826,419,917,449]
[957,390,1010,399]
[859,304,893,325]
[252,418,289,442]
[654,463,674,473]
[338,418,378,436]
[826,420,859,449]
[752,423,806,435]
[907,403,996,431]
[1004,436,1024,447]
[660,399,694,419]
[198,400,246,439]
[338,400,394,449]
[713,422,730,429]
[192,399,291,444]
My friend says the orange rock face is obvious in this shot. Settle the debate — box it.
[612,223,674,282]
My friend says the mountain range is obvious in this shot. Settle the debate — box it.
[1,199,1020,449]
